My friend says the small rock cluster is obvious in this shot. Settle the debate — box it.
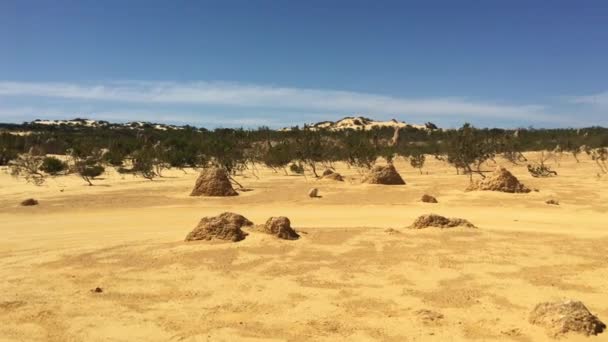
[185,212,301,242]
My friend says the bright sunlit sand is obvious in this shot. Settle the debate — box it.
[1,154,607,341]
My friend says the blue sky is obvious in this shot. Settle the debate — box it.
[0,0,607,128]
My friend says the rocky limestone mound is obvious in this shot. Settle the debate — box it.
[529,300,605,337]
[322,172,344,181]
[185,212,253,242]
[416,309,444,325]
[190,167,238,197]
[466,166,530,193]
[308,188,319,198]
[322,169,335,177]
[421,194,438,203]
[20,198,39,206]
[362,164,405,185]
[409,214,476,229]
[260,216,300,240]
[546,199,560,205]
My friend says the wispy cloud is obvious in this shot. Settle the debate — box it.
[568,90,608,106]
[0,80,552,120]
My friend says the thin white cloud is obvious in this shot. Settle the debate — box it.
[0,80,552,120]
[568,91,608,106]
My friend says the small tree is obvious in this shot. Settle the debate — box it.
[294,130,325,177]
[70,151,105,186]
[131,148,157,180]
[74,161,104,186]
[500,133,527,164]
[103,149,127,167]
[0,147,18,166]
[446,123,495,181]
[263,142,292,175]
[9,154,46,185]
[409,153,426,174]
[340,131,378,171]
[586,147,608,174]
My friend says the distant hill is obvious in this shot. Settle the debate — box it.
[283,116,437,131]
[27,118,186,131]
[1,117,441,132]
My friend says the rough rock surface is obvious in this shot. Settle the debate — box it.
[260,216,300,240]
[416,309,445,325]
[362,165,405,185]
[421,194,438,203]
[20,198,39,206]
[322,172,344,181]
[409,214,476,229]
[322,169,335,177]
[467,166,530,193]
[529,300,605,337]
[190,167,238,197]
[308,188,319,198]
[185,212,252,242]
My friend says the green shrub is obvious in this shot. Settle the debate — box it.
[80,164,105,179]
[289,163,304,174]
[39,156,68,175]
[116,166,134,174]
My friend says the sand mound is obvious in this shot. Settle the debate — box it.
[467,166,530,193]
[421,194,438,203]
[409,214,476,229]
[190,167,238,197]
[529,300,606,337]
[185,212,252,242]
[260,216,300,240]
[362,164,405,185]
[322,172,344,181]
[20,198,39,206]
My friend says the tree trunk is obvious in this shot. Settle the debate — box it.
[229,175,244,189]
[83,176,92,186]
[309,162,319,178]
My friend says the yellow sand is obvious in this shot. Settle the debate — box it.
[1,153,607,341]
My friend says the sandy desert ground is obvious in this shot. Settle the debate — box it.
[1,153,607,341]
